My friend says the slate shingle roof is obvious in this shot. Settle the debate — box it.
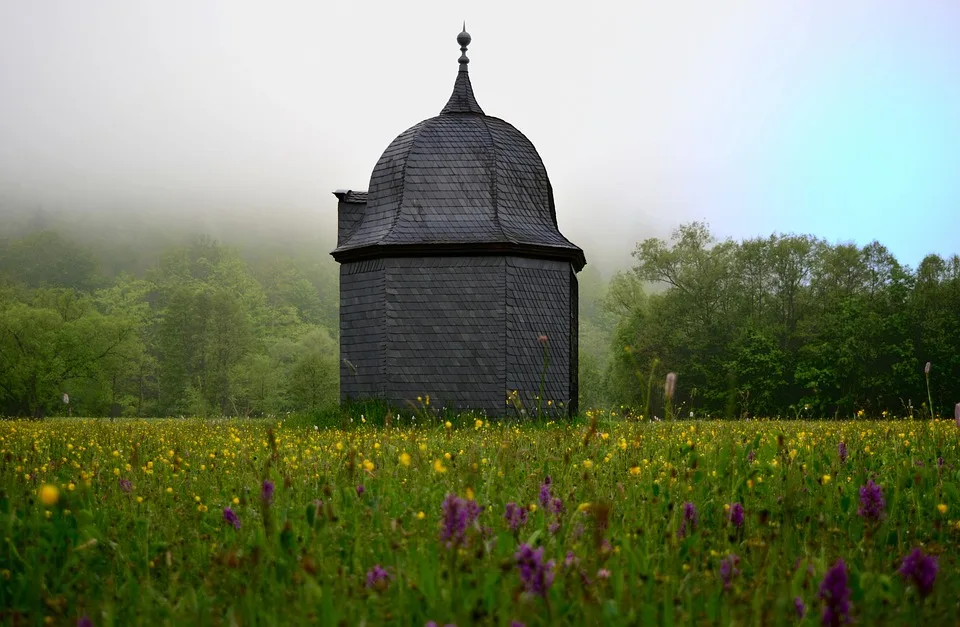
[440,63,484,115]
[332,34,584,271]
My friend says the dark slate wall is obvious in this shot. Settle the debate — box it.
[340,259,386,401]
[339,255,577,416]
[569,269,580,415]
[384,257,506,412]
[506,257,572,414]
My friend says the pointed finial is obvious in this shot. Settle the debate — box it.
[457,23,471,67]
[440,24,484,114]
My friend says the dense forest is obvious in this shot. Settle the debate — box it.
[0,208,340,418]
[1,208,958,418]
[584,223,960,418]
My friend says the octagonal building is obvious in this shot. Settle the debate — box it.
[332,29,585,416]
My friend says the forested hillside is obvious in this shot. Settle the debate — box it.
[1,209,957,417]
[0,208,340,417]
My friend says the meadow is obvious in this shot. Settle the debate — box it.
[1,413,958,626]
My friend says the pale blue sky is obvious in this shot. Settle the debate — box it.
[1,1,957,270]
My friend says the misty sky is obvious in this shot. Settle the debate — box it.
[1,1,958,271]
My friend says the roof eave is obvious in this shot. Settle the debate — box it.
[331,242,586,272]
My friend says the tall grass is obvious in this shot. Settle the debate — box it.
[1,415,957,625]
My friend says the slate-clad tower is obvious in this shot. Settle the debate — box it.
[332,28,585,415]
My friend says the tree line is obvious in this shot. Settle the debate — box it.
[0,227,340,417]
[579,223,960,418]
[2,213,958,417]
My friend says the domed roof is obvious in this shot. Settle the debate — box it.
[333,29,585,270]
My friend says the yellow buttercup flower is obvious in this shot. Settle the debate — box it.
[398,452,411,467]
[39,484,59,507]
[433,459,447,474]
[937,503,948,515]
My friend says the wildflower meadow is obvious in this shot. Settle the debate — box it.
[2,413,959,625]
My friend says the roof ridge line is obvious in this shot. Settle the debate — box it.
[478,116,508,243]
[383,123,424,244]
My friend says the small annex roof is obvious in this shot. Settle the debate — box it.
[332,27,585,271]
[333,190,368,204]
